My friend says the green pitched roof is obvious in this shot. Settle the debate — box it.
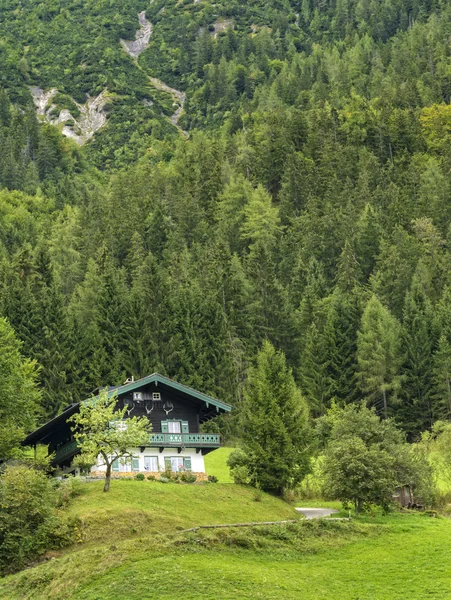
[97,373,232,413]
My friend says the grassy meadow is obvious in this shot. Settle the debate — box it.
[1,448,451,600]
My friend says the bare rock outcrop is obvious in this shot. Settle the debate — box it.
[120,11,152,59]
[30,87,109,145]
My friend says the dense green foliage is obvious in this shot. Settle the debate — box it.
[0,465,73,573]
[319,404,434,514]
[0,317,40,458]
[2,0,451,442]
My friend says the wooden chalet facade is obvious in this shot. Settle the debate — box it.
[24,373,232,478]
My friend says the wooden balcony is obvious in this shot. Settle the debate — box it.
[149,433,220,448]
[53,433,221,465]
[54,440,78,463]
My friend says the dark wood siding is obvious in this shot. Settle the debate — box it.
[119,382,200,433]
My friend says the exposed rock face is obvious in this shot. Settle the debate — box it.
[120,11,152,59]
[121,11,188,136]
[30,87,109,145]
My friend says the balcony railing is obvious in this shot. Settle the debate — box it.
[54,440,78,463]
[53,433,220,464]
[149,433,220,447]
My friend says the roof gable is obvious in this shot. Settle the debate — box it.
[95,373,232,413]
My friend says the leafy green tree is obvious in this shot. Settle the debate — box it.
[238,340,311,494]
[321,404,433,516]
[0,317,41,458]
[0,465,71,574]
[70,391,151,492]
[357,295,403,417]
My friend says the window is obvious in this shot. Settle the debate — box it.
[109,420,127,431]
[144,456,159,472]
[119,460,131,472]
[152,392,161,401]
[170,456,184,472]
[165,456,192,472]
[168,421,181,433]
[113,456,139,472]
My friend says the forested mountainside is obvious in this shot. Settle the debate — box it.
[1,0,451,438]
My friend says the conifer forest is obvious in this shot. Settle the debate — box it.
[2,0,451,441]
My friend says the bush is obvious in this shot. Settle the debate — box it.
[180,472,197,483]
[135,473,145,481]
[56,476,85,507]
[208,475,218,483]
[230,465,251,485]
[0,465,73,573]
[159,476,171,483]
[147,474,156,481]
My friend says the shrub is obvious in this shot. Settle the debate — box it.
[0,465,73,573]
[180,472,197,483]
[135,473,145,481]
[230,464,251,485]
[208,475,218,483]
[147,474,156,481]
[159,476,171,483]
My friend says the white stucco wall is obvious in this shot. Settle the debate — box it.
[91,447,206,473]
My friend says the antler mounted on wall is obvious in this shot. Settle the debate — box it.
[163,401,174,415]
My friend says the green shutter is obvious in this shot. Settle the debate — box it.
[184,457,192,471]
[132,456,140,471]
[164,457,172,471]
[181,421,189,433]
[161,421,168,433]
[112,459,119,471]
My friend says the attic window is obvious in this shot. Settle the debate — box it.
[152,392,161,401]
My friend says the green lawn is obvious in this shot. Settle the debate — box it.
[2,449,451,600]
[65,479,299,544]
[2,509,451,600]
[204,447,234,482]
[72,516,451,600]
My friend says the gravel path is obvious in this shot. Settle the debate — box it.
[295,507,339,519]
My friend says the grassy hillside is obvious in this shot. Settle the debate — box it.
[0,479,450,599]
[65,479,298,545]
[204,447,234,482]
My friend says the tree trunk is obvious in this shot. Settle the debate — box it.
[104,463,112,492]
[355,499,362,517]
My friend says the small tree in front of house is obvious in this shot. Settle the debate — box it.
[70,391,151,492]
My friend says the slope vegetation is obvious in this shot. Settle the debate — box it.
[1,480,450,600]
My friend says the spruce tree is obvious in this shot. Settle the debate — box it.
[240,340,311,494]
